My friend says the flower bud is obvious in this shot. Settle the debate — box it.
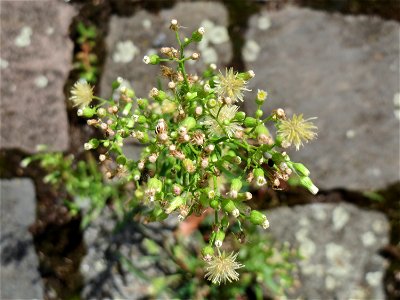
[201,245,214,261]
[148,54,160,65]
[122,103,133,116]
[81,107,95,118]
[230,178,242,193]
[244,117,258,128]
[214,231,225,247]
[192,27,204,42]
[137,98,149,110]
[291,162,310,177]
[180,117,196,131]
[234,111,246,122]
[249,210,267,226]
[147,177,162,193]
[255,109,263,118]
[165,196,185,214]
[299,176,319,195]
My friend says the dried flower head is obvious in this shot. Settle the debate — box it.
[205,251,244,285]
[277,114,318,150]
[202,105,242,138]
[70,81,94,108]
[214,68,250,102]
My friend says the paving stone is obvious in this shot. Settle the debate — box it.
[267,202,389,299]
[100,2,231,100]
[0,1,76,153]
[0,178,43,299]
[245,7,400,190]
[80,207,176,299]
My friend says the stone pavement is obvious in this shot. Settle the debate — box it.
[267,202,389,299]
[0,179,43,299]
[244,6,400,190]
[0,0,76,153]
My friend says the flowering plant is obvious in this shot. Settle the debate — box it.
[70,19,317,284]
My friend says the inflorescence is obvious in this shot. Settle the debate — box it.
[70,19,318,284]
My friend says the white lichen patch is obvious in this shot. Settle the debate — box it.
[34,75,49,88]
[299,238,316,259]
[201,47,218,64]
[366,271,383,287]
[332,205,350,231]
[242,40,261,62]
[394,92,400,120]
[208,26,229,45]
[372,219,387,234]
[325,275,336,290]
[15,26,32,47]
[312,205,327,221]
[258,14,271,31]
[113,40,139,63]
[295,228,308,242]
[142,19,152,30]
[299,217,310,227]
[0,58,9,69]
[346,129,356,139]
[361,231,376,247]
[46,27,55,35]
[326,243,351,276]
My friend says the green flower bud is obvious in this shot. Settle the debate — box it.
[214,231,225,247]
[116,155,127,165]
[137,98,149,110]
[122,103,133,116]
[234,111,246,121]
[254,124,269,136]
[253,168,264,178]
[191,27,205,42]
[88,138,99,149]
[126,88,135,98]
[138,132,149,143]
[210,199,219,209]
[291,162,310,177]
[137,115,147,124]
[81,107,95,118]
[244,117,258,128]
[201,245,214,258]
[149,54,160,65]
[230,178,243,192]
[249,210,266,225]
[132,170,141,181]
[165,196,185,214]
[221,216,229,228]
[299,176,319,195]
[112,80,121,90]
[147,177,162,193]
[238,70,255,81]
[180,117,196,131]
[222,199,239,217]
[255,109,263,118]
[185,92,197,101]
[126,119,135,128]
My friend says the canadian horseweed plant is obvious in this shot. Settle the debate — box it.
[69,20,318,285]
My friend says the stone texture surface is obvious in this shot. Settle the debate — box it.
[0,179,43,299]
[245,7,400,190]
[80,207,176,299]
[0,1,76,153]
[267,202,389,299]
[100,2,231,99]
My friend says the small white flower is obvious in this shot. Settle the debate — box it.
[143,55,150,64]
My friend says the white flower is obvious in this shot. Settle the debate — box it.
[70,81,94,108]
[202,105,242,138]
[205,252,244,285]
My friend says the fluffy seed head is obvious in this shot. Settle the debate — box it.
[70,81,94,108]
[205,252,244,285]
